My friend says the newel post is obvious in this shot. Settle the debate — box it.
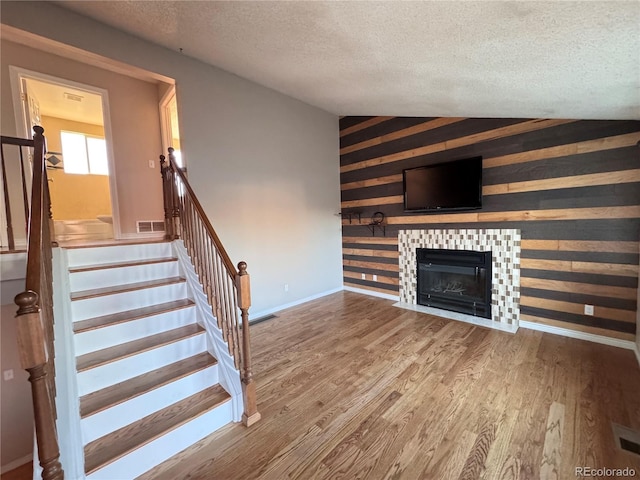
[14,291,64,480]
[159,154,175,240]
[236,262,261,426]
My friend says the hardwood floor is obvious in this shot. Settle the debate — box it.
[144,291,636,478]
[0,463,31,480]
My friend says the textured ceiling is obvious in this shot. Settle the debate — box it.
[56,1,640,119]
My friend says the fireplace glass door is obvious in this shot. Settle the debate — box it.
[417,249,492,318]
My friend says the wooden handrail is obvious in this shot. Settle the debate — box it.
[24,127,45,293]
[159,148,260,427]
[163,148,237,276]
[13,126,64,480]
[0,135,35,147]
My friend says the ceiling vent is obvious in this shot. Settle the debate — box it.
[136,220,165,234]
[64,92,84,102]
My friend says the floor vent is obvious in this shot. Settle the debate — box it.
[249,314,277,326]
[613,423,640,457]
[620,438,640,455]
[136,220,166,234]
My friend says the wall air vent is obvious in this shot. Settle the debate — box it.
[249,314,277,326]
[64,92,84,102]
[136,220,165,234]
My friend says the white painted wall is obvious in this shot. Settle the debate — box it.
[0,39,165,238]
[1,1,343,315]
[0,255,33,471]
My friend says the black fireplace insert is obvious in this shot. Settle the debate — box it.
[416,248,492,319]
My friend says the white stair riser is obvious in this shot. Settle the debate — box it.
[86,400,233,480]
[77,334,206,396]
[67,243,173,268]
[69,261,179,292]
[81,365,219,445]
[74,307,197,356]
[71,283,187,322]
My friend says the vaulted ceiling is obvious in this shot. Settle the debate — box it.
[56,1,640,120]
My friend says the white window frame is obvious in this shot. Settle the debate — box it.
[60,130,109,176]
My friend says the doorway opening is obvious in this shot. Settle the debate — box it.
[10,66,120,242]
[160,87,184,168]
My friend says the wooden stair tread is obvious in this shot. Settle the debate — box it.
[73,299,195,334]
[63,239,170,249]
[84,385,230,475]
[80,353,217,418]
[69,257,177,273]
[71,276,185,301]
[76,324,204,372]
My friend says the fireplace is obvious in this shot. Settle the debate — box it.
[416,248,492,319]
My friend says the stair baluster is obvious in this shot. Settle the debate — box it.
[159,148,260,426]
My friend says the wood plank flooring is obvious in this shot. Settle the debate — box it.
[0,463,31,480]
[140,291,640,480]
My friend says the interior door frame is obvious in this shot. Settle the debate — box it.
[9,66,122,239]
[159,85,183,168]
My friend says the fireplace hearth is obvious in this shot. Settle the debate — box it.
[417,248,492,319]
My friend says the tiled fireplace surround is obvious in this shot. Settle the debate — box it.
[397,229,521,332]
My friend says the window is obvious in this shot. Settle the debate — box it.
[60,131,108,175]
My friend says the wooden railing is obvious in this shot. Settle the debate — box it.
[160,148,261,426]
[1,135,33,251]
[13,126,64,480]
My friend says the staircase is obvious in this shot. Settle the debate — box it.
[9,131,258,479]
[65,240,234,479]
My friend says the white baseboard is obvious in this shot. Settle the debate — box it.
[394,301,518,334]
[1,453,32,474]
[250,287,344,321]
[520,320,637,351]
[635,343,640,367]
[343,285,400,301]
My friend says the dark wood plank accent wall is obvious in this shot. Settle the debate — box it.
[340,117,640,341]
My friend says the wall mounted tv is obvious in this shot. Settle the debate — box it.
[403,156,483,213]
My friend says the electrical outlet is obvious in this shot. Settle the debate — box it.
[361,273,366,280]
[373,274,378,281]
[3,369,14,381]
[584,304,594,316]
[148,160,155,169]
[284,284,289,292]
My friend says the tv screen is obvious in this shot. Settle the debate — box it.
[403,156,483,212]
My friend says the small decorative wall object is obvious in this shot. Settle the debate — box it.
[340,211,362,224]
[368,211,386,236]
[371,211,385,225]
[46,152,64,170]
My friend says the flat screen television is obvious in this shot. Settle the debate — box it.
[403,156,483,212]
